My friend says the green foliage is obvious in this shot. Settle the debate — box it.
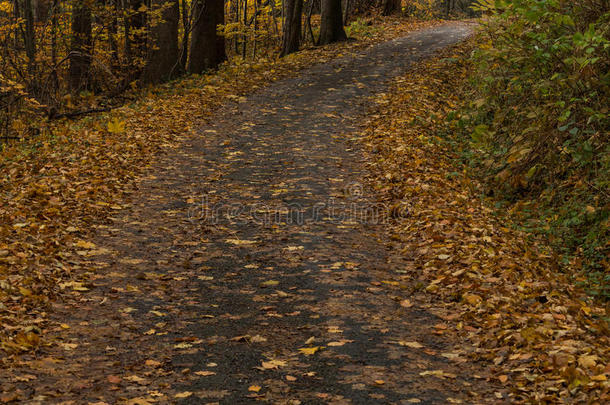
[346,19,382,38]
[464,0,609,297]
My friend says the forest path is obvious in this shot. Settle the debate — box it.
[8,23,499,404]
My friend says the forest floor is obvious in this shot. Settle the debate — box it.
[1,19,608,405]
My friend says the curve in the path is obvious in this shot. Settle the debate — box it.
[7,23,498,404]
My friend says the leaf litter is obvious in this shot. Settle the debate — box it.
[0,17,439,356]
[361,41,609,402]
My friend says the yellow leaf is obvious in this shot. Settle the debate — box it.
[75,240,96,249]
[107,117,126,134]
[398,341,423,349]
[462,293,482,305]
[400,299,413,308]
[578,354,598,369]
[194,371,216,376]
[225,238,257,245]
[174,391,193,399]
[298,346,320,356]
[248,385,261,392]
[126,398,151,405]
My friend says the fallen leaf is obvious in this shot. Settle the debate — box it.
[195,371,216,376]
[400,299,413,308]
[260,359,287,369]
[107,375,122,384]
[125,375,148,385]
[419,370,457,379]
[225,239,257,245]
[462,293,482,306]
[299,346,320,356]
[398,341,424,348]
[578,354,598,369]
[251,335,267,343]
[75,240,96,249]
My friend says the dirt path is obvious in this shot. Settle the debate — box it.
[3,23,500,404]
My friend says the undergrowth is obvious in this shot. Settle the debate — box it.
[451,0,609,299]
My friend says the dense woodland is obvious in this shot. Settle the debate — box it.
[0,0,474,140]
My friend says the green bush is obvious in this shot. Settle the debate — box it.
[345,19,382,39]
[462,0,609,297]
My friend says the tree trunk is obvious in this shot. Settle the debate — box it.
[180,0,189,70]
[242,0,247,58]
[33,0,51,21]
[319,0,346,45]
[125,0,147,69]
[343,0,350,26]
[108,0,120,71]
[382,0,400,16]
[50,0,58,91]
[69,1,92,91]
[280,0,303,56]
[24,0,36,71]
[188,0,226,74]
[142,0,180,84]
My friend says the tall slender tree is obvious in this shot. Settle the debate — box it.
[23,0,36,73]
[180,0,190,70]
[188,0,226,73]
[125,0,147,70]
[69,0,92,91]
[280,0,303,56]
[142,0,180,83]
[319,0,346,45]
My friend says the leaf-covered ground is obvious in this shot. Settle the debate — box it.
[0,22,507,403]
[0,17,607,405]
[362,43,609,402]
[0,16,437,355]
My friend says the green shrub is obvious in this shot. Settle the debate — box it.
[462,0,609,297]
[346,19,382,39]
